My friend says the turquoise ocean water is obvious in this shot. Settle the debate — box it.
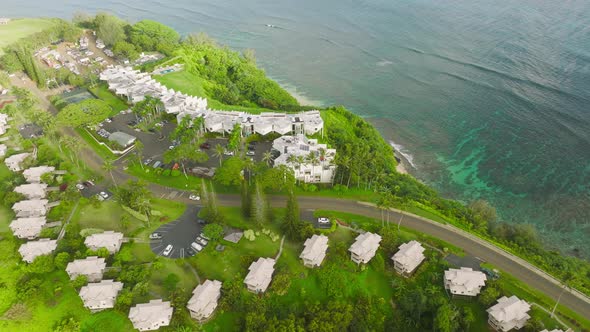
[4,0,590,257]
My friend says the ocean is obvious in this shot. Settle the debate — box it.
[4,0,590,257]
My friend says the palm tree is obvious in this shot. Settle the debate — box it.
[243,156,255,185]
[262,151,273,167]
[102,159,117,187]
[213,144,225,167]
[134,140,145,170]
[286,154,296,168]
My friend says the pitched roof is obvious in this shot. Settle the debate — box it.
[300,234,329,266]
[79,280,123,310]
[5,153,31,171]
[18,238,57,263]
[487,296,531,323]
[84,231,124,253]
[444,267,487,295]
[9,216,46,239]
[392,240,425,271]
[23,166,55,182]
[187,280,222,319]
[66,256,107,278]
[244,258,275,292]
[14,183,48,199]
[12,199,49,217]
[128,299,173,331]
[349,232,382,257]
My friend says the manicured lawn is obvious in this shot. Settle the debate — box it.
[76,128,116,161]
[0,18,56,53]
[80,310,135,332]
[126,163,204,191]
[73,200,144,235]
[88,84,129,114]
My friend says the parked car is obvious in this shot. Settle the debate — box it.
[99,191,109,200]
[196,237,208,246]
[104,118,112,123]
[246,150,255,156]
[224,150,235,156]
[155,122,163,127]
[83,181,94,187]
[186,247,195,256]
[317,217,331,228]
[191,242,203,252]
[75,183,85,190]
[149,232,162,239]
[163,244,173,256]
[168,145,175,150]
[143,158,153,165]
[189,194,200,201]
[200,142,210,150]
[152,161,162,168]
[200,232,210,240]
[197,219,206,225]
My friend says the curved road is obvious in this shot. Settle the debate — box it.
[19,76,590,319]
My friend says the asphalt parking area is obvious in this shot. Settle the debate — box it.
[149,205,204,258]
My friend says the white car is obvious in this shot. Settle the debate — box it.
[196,237,208,246]
[75,183,85,190]
[318,217,330,224]
[246,150,255,156]
[168,145,175,150]
[189,194,200,201]
[223,150,234,156]
[162,244,173,256]
[191,242,203,252]
[99,191,109,199]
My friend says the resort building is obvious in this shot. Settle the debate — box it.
[79,280,124,312]
[100,66,324,136]
[66,256,107,282]
[444,267,487,297]
[300,234,329,268]
[349,232,382,264]
[108,131,136,147]
[392,240,426,276]
[0,18,11,25]
[23,165,55,183]
[187,280,222,322]
[128,299,174,331]
[5,152,31,171]
[0,144,6,157]
[84,231,124,254]
[244,257,275,293]
[9,216,47,239]
[12,199,49,218]
[14,183,48,199]
[18,238,58,263]
[272,135,336,183]
[487,296,531,331]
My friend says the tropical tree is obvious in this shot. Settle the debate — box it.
[213,144,225,167]
[134,140,145,170]
[163,143,208,179]
[262,151,273,167]
[251,181,267,225]
[102,159,117,187]
[282,189,301,240]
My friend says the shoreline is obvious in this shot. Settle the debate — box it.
[396,160,408,174]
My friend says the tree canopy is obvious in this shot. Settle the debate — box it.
[56,99,111,128]
[129,20,180,55]
[94,13,127,47]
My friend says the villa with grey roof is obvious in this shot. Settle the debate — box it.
[18,238,57,263]
[349,232,382,265]
[9,216,47,239]
[187,280,222,322]
[66,256,107,282]
[84,231,124,254]
[300,234,329,268]
[392,240,426,276]
[272,135,336,183]
[79,280,124,312]
[12,199,49,217]
[487,296,531,331]
[5,152,31,171]
[444,267,487,297]
[14,183,48,199]
[128,299,174,331]
[22,165,55,183]
[244,257,275,293]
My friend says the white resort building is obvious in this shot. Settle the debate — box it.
[66,256,107,282]
[14,183,48,199]
[84,231,124,254]
[392,240,426,276]
[487,296,531,331]
[349,232,382,265]
[23,166,55,183]
[444,267,487,297]
[128,299,174,331]
[300,234,329,268]
[5,152,31,171]
[9,216,47,239]
[79,280,124,312]
[187,280,222,322]
[272,135,336,183]
[244,257,275,293]
[18,238,58,263]
[12,199,49,218]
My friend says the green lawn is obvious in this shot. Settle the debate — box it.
[88,84,129,114]
[76,128,116,161]
[73,200,145,236]
[0,18,57,53]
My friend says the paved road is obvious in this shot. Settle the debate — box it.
[18,74,590,319]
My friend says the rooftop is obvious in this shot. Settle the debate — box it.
[9,216,47,239]
[244,257,275,292]
[23,166,55,183]
[18,238,58,263]
[444,267,487,296]
[79,280,124,311]
[128,299,173,331]
[487,295,531,323]
[300,234,329,267]
[14,183,48,199]
[349,232,382,259]
[392,240,426,273]
[84,231,124,253]
[66,256,107,279]
[187,280,222,321]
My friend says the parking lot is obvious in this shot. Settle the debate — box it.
[149,205,205,258]
[78,182,113,200]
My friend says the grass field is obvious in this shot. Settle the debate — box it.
[0,18,56,53]
[88,84,128,115]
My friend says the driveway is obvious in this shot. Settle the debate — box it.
[149,204,204,259]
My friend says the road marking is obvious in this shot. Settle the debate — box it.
[168,191,178,199]
[180,248,184,259]
[169,248,176,257]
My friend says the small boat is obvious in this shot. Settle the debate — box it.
[265,24,276,28]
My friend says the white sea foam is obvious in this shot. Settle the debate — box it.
[389,140,416,169]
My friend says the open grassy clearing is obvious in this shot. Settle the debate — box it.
[88,84,129,115]
[0,18,56,53]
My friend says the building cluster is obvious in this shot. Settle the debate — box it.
[272,135,336,183]
[99,65,335,183]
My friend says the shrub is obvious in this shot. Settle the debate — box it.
[171,169,181,177]
[244,229,256,241]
